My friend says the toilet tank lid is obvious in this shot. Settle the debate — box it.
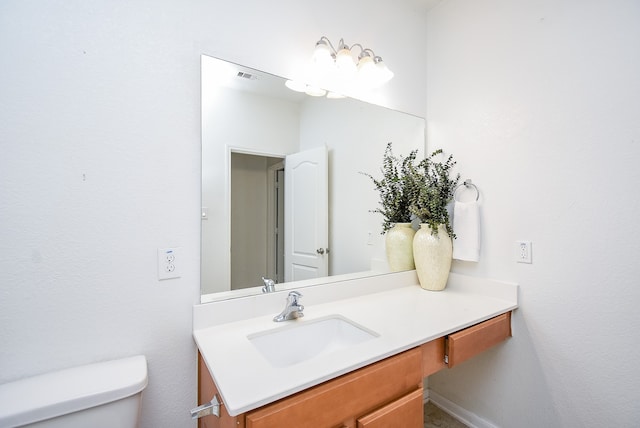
[0,355,148,427]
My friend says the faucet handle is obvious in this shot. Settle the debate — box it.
[273,291,304,322]
[288,290,302,304]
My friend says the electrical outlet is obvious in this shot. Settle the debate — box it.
[515,241,532,264]
[158,247,181,280]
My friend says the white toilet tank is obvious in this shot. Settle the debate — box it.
[0,355,147,428]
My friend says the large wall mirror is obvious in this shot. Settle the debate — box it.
[201,54,425,302]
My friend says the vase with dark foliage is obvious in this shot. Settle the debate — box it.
[407,149,460,290]
[361,142,418,271]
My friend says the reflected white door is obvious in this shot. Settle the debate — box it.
[284,146,328,282]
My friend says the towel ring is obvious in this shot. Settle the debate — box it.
[454,179,480,202]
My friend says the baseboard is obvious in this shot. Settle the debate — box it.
[424,389,499,428]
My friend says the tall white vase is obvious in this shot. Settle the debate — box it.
[385,223,415,272]
[413,223,452,291]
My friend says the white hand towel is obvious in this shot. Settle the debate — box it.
[452,201,480,262]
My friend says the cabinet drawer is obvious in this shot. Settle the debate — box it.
[245,348,422,428]
[356,387,423,428]
[446,312,511,368]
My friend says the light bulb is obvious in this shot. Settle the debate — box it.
[357,55,377,87]
[335,47,356,78]
[312,41,334,68]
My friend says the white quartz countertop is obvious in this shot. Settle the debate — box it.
[193,272,518,416]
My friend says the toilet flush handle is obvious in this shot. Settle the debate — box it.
[190,394,221,419]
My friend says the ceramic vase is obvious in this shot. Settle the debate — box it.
[385,223,415,272]
[413,223,453,291]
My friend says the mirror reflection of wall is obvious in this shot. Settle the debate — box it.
[201,55,425,298]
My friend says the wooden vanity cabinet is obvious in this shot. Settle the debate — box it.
[197,354,240,428]
[198,348,423,428]
[197,312,513,428]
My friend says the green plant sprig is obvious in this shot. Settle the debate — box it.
[360,142,418,234]
[407,149,460,237]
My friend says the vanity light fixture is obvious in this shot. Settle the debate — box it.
[312,36,394,86]
[285,36,394,98]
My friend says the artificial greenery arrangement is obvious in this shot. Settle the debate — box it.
[361,142,418,234]
[363,143,460,237]
[406,149,460,237]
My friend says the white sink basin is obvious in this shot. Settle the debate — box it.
[247,315,379,367]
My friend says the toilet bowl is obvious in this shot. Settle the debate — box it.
[0,355,147,428]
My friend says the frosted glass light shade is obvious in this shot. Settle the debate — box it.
[285,80,307,92]
[335,48,357,78]
[305,86,327,97]
[312,42,334,68]
[374,59,394,84]
[357,55,378,86]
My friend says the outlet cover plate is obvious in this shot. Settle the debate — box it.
[158,247,181,280]
[515,241,532,264]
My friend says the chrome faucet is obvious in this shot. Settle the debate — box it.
[273,291,304,322]
[261,277,276,293]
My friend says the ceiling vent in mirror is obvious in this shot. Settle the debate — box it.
[237,71,258,80]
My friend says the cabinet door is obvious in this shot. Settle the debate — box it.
[356,387,423,428]
[245,348,422,428]
[447,312,511,368]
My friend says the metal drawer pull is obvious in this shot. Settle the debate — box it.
[190,394,221,419]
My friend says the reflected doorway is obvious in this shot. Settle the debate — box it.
[230,152,285,289]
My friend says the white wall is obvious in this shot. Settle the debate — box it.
[0,1,426,427]
[426,0,640,426]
